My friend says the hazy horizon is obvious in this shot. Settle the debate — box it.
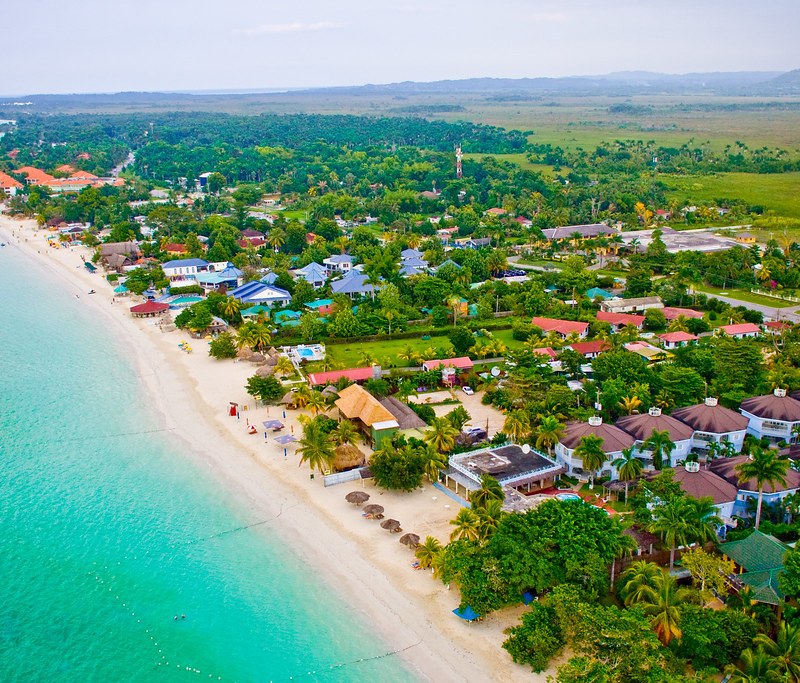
[4,0,798,96]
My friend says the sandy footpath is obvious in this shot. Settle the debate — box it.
[0,214,541,683]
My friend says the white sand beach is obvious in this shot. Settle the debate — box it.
[0,214,542,682]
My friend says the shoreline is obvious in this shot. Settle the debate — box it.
[0,215,538,683]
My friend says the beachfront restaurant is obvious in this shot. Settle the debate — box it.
[129,301,170,318]
[334,384,399,449]
[446,444,565,498]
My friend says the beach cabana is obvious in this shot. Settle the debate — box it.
[453,606,480,622]
[345,491,370,505]
[113,283,129,296]
[130,301,169,318]
[333,444,366,472]
[399,533,420,548]
[380,518,402,533]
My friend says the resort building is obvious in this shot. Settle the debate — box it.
[334,384,399,449]
[586,287,615,301]
[194,265,243,292]
[307,366,379,388]
[667,461,738,523]
[400,248,424,260]
[719,322,761,339]
[129,301,170,318]
[600,297,663,314]
[624,341,672,364]
[672,397,748,453]
[446,444,565,497]
[718,531,788,605]
[293,262,328,288]
[555,416,635,480]
[658,331,698,349]
[531,317,589,340]
[616,407,694,469]
[323,254,354,276]
[377,396,427,439]
[541,223,617,241]
[330,270,380,299]
[710,456,800,515]
[565,340,610,358]
[230,280,291,307]
[739,388,800,443]
[162,258,209,282]
[596,310,645,332]
[661,306,704,321]
[99,241,141,272]
[0,170,22,195]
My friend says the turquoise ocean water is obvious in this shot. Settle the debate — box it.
[0,248,414,682]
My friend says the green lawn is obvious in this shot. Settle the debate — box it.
[662,172,800,219]
[693,284,796,308]
[463,152,558,177]
[309,335,454,371]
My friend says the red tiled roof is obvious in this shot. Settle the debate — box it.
[721,323,760,336]
[662,307,704,320]
[531,347,557,359]
[560,419,635,453]
[423,357,474,371]
[129,301,169,314]
[531,317,589,336]
[56,164,76,173]
[69,171,98,180]
[597,311,645,327]
[164,243,187,253]
[658,331,698,343]
[308,367,375,386]
[740,392,800,422]
[766,321,792,330]
[485,207,507,215]
[76,152,91,160]
[15,166,55,183]
[0,171,22,190]
[567,340,611,356]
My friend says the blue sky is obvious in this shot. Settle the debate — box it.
[5,0,798,94]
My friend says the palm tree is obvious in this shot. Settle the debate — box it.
[292,385,312,410]
[251,324,272,352]
[729,649,780,683]
[502,410,531,442]
[333,236,348,254]
[447,295,462,327]
[221,296,242,323]
[331,419,359,447]
[415,536,442,570]
[266,228,285,251]
[236,324,257,351]
[476,499,505,540]
[618,394,642,415]
[667,316,689,333]
[619,561,661,606]
[534,416,564,456]
[424,416,459,454]
[642,572,689,646]
[397,344,421,366]
[298,419,335,473]
[649,498,691,570]
[306,391,327,416]
[422,447,447,483]
[737,446,790,530]
[642,429,676,471]
[612,447,643,501]
[685,496,722,545]
[574,434,607,489]
[358,350,376,366]
[449,508,481,542]
[755,622,800,682]
[274,355,294,377]
[470,474,504,510]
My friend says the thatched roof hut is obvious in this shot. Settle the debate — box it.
[249,353,266,364]
[237,348,252,360]
[363,504,384,516]
[281,391,297,406]
[380,518,402,533]
[265,355,278,366]
[256,365,275,377]
[345,491,370,505]
[321,385,339,400]
[333,444,366,473]
[267,346,280,357]
[399,533,420,548]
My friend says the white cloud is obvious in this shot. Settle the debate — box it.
[234,21,344,36]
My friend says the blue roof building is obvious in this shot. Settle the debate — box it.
[401,248,424,260]
[330,270,380,298]
[293,261,328,288]
[231,281,292,306]
[195,265,243,291]
[586,287,614,300]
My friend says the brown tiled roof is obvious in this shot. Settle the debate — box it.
[667,465,738,504]
[615,411,694,442]
[672,401,749,434]
[710,455,800,494]
[740,393,800,422]
[560,419,635,453]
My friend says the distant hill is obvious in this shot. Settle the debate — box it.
[760,69,800,94]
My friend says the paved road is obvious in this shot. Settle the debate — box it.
[689,288,800,323]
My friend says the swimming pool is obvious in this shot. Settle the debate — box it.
[169,295,204,308]
[297,348,315,358]
[555,493,582,502]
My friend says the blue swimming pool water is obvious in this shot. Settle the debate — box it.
[297,348,315,357]
[170,295,204,306]
[555,493,582,501]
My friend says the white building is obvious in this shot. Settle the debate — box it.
[615,407,694,469]
[739,388,800,443]
[555,416,635,480]
[671,397,748,453]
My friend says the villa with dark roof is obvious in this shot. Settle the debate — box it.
[739,388,800,443]
[710,455,800,515]
[671,397,749,453]
[616,407,694,468]
[555,416,635,479]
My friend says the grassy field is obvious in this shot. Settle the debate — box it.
[309,335,454,371]
[693,284,796,309]
[662,172,800,219]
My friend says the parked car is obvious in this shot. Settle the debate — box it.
[461,386,474,395]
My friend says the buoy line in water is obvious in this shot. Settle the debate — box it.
[180,499,298,547]
[274,639,424,682]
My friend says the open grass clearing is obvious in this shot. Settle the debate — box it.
[692,284,796,308]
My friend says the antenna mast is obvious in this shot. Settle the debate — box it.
[455,144,463,179]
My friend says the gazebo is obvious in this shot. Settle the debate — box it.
[130,301,170,318]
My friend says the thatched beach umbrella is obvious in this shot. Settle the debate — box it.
[363,504,384,516]
[399,533,420,548]
[280,392,296,406]
[265,355,278,366]
[256,365,275,377]
[333,444,365,473]
[248,353,266,364]
[236,348,252,360]
[321,385,339,400]
[345,491,370,505]
[267,346,280,357]
[380,519,402,533]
